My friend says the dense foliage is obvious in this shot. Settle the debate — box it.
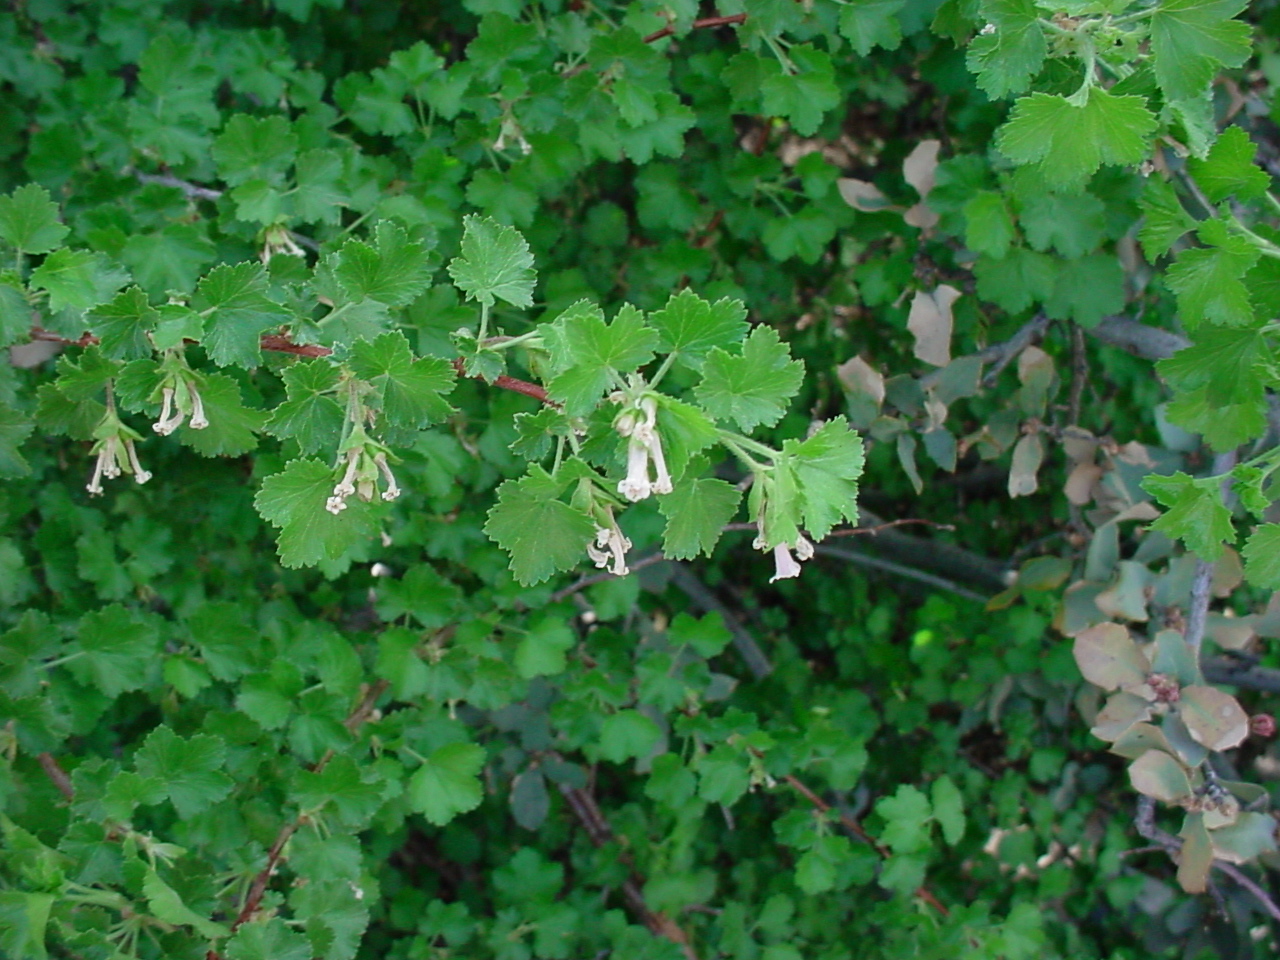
[3,0,1280,958]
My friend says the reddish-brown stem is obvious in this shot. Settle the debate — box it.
[643,12,747,43]
[38,752,74,801]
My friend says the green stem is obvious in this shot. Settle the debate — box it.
[1267,192,1280,218]
[485,329,542,351]
[477,301,491,342]
[647,352,679,390]
[1110,6,1156,25]
[718,433,771,472]
[1230,217,1280,260]
[40,650,86,670]
[719,429,780,461]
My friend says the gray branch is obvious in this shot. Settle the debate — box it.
[1087,316,1189,361]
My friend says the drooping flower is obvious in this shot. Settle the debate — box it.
[766,535,814,583]
[326,442,402,514]
[587,512,631,576]
[617,436,653,502]
[152,378,209,435]
[614,395,672,501]
[86,433,151,496]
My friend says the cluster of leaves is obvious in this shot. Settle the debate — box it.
[1,0,1280,958]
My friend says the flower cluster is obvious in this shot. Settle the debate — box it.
[326,440,401,515]
[86,414,151,496]
[614,395,672,502]
[152,377,208,436]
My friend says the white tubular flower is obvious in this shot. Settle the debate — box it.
[325,494,348,515]
[86,436,116,495]
[152,387,183,435]
[617,437,652,502]
[794,535,814,561]
[637,397,673,494]
[374,452,400,501]
[769,543,803,583]
[188,381,208,430]
[327,449,361,513]
[125,439,152,484]
[587,518,631,576]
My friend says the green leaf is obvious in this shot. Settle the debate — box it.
[876,784,932,854]
[447,214,536,308]
[514,618,576,678]
[179,373,266,457]
[30,249,129,316]
[963,191,1016,258]
[695,325,804,432]
[212,114,298,186]
[838,0,904,56]
[1018,190,1106,259]
[1138,177,1197,259]
[1043,254,1126,327]
[599,709,662,763]
[407,742,486,825]
[194,262,292,368]
[996,88,1157,189]
[965,0,1046,99]
[545,302,658,415]
[264,359,345,454]
[669,612,733,658]
[974,247,1057,313]
[484,464,596,585]
[761,206,838,264]
[0,891,54,960]
[760,46,839,137]
[350,331,455,430]
[1150,0,1251,103]
[0,280,29,349]
[1188,125,1270,202]
[134,725,234,817]
[1243,524,1280,588]
[121,224,217,298]
[1165,219,1259,327]
[291,754,384,827]
[780,417,865,540]
[930,776,965,845]
[0,184,68,254]
[69,604,160,698]
[254,458,375,568]
[696,745,749,805]
[0,403,34,478]
[1142,471,1234,560]
[87,286,157,360]
[649,289,749,369]
[143,867,231,939]
[333,221,432,307]
[226,918,312,960]
[658,476,742,560]
[795,835,855,895]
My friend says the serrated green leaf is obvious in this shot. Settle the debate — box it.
[1143,471,1234,560]
[963,191,1016,258]
[930,775,965,845]
[1165,219,1259,327]
[143,867,231,940]
[212,113,298,186]
[291,754,384,827]
[780,417,864,540]
[1151,0,1251,103]
[264,359,345,454]
[195,262,292,367]
[545,302,658,416]
[121,224,217,298]
[648,289,748,369]
[1188,125,1270,202]
[254,458,376,568]
[694,325,803,432]
[1243,524,1280,588]
[599,709,662,763]
[1018,190,1105,259]
[69,604,160,698]
[974,246,1057,313]
[350,331,455,430]
[760,46,839,137]
[1044,253,1126,327]
[838,0,904,55]
[0,184,67,255]
[447,214,536,308]
[30,249,129,317]
[1138,177,1197,259]
[226,918,312,960]
[876,784,932,854]
[658,476,741,560]
[134,725,234,818]
[514,618,576,678]
[965,0,1046,99]
[996,88,1156,188]
[0,891,54,960]
[0,403,34,478]
[484,463,596,585]
[333,221,432,307]
[407,742,486,825]
[179,373,266,457]
[87,286,157,360]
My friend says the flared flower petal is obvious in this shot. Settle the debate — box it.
[769,544,803,583]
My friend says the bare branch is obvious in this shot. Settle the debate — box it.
[134,171,224,201]
[1088,316,1189,361]
[38,752,74,802]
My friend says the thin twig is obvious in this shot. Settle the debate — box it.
[1185,451,1238,663]
[38,752,74,801]
[548,552,667,603]
[813,546,990,603]
[557,781,699,960]
[1134,796,1280,922]
[1067,322,1087,427]
[642,12,747,43]
[133,171,224,201]
[1087,316,1189,361]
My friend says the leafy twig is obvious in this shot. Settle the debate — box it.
[642,12,747,44]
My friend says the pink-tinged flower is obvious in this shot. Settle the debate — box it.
[86,435,119,495]
[374,452,400,501]
[125,438,152,485]
[769,544,803,582]
[767,535,814,583]
[188,381,208,430]
[152,387,182,435]
[327,448,362,515]
[152,379,209,434]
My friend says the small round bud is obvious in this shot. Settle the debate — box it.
[1250,713,1276,738]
